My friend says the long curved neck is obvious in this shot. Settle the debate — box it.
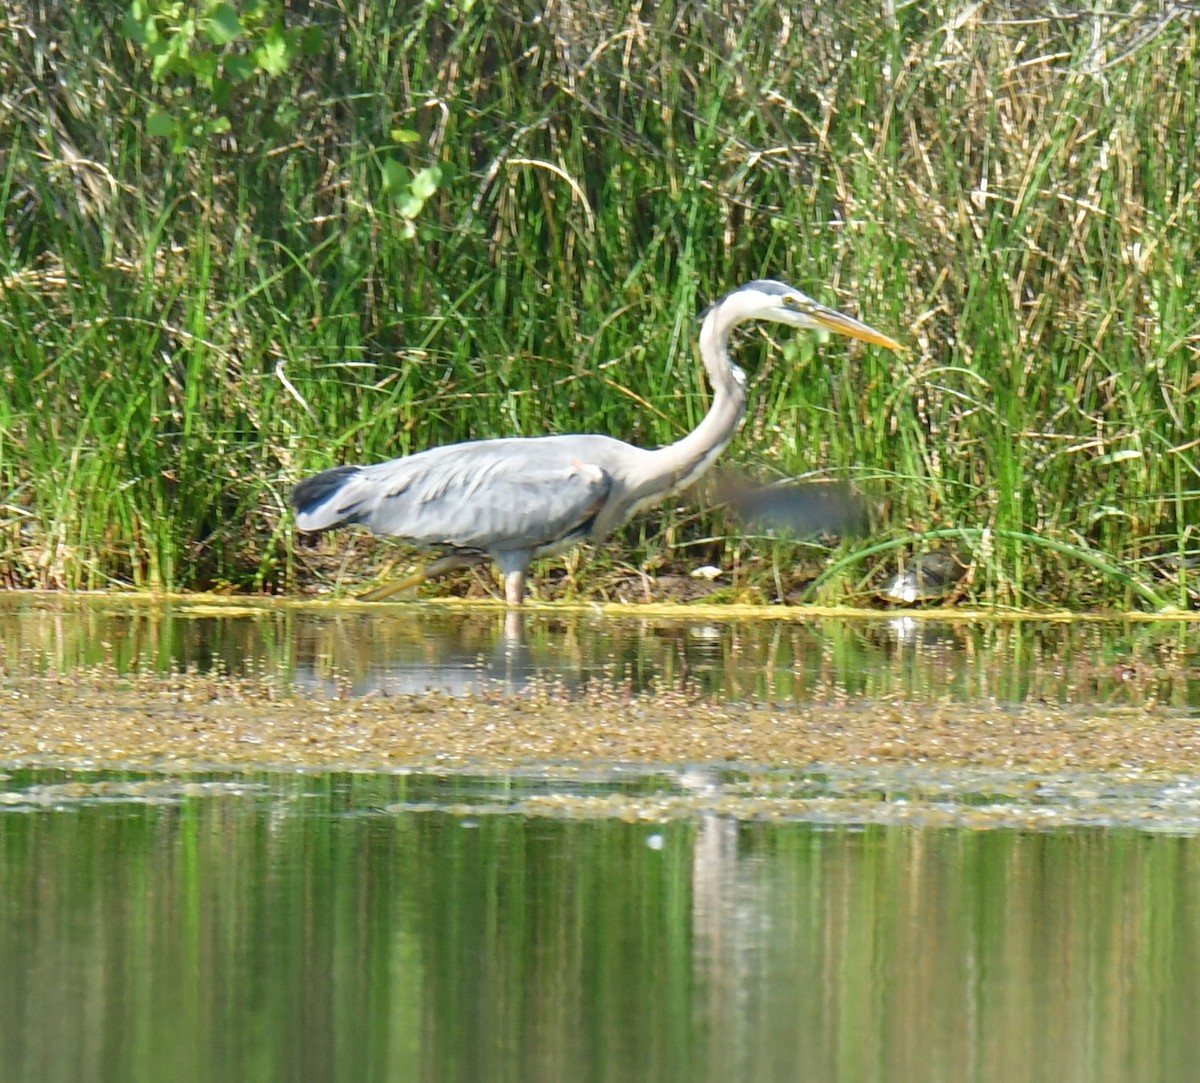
[646,303,749,494]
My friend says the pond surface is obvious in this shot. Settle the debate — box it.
[3,593,1200,705]
[2,596,1200,1082]
[1,768,1197,1083]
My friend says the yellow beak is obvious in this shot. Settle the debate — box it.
[811,304,903,351]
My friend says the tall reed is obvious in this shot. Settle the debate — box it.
[1,1,1197,606]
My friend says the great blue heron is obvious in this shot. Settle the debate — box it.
[291,279,901,604]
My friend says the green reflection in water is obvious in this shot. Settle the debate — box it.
[2,595,1200,706]
[0,771,1196,1083]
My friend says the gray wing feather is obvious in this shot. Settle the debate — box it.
[339,438,614,553]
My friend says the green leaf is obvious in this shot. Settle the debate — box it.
[1094,449,1143,466]
[150,49,175,81]
[410,165,442,200]
[273,102,300,130]
[380,159,408,195]
[396,192,424,218]
[299,26,325,55]
[254,38,288,75]
[121,11,147,43]
[191,50,218,86]
[204,3,244,45]
[223,53,256,82]
[254,22,292,76]
[146,109,177,138]
[390,128,421,144]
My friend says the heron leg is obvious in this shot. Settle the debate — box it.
[503,569,526,607]
[358,553,481,602]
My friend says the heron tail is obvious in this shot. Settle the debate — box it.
[290,465,363,532]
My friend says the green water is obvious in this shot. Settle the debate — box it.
[3,594,1200,705]
[3,600,1200,1080]
[1,769,1197,1083]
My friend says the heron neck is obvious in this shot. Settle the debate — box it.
[650,316,748,494]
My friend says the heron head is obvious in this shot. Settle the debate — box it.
[722,279,902,350]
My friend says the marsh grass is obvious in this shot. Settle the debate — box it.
[1,0,1198,606]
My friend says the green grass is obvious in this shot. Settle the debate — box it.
[1,0,1198,607]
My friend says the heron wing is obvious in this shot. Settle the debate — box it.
[339,438,615,553]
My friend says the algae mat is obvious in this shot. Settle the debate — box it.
[2,667,1197,775]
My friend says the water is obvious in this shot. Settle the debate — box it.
[2,597,1200,1081]
[2,593,1199,704]
[0,769,1196,1083]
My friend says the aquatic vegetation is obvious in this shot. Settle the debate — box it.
[1,653,1197,775]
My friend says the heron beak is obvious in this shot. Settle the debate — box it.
[810,304,902,351]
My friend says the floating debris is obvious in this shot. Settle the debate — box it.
[1,664,1198,777]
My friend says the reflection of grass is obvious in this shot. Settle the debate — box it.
[1,3,1197,606]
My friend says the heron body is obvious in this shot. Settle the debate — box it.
[292,279,901,604]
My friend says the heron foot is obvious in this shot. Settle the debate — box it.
[358,552,488,602]
[358,568,428,602]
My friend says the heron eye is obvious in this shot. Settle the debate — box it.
[783,295,799,307]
